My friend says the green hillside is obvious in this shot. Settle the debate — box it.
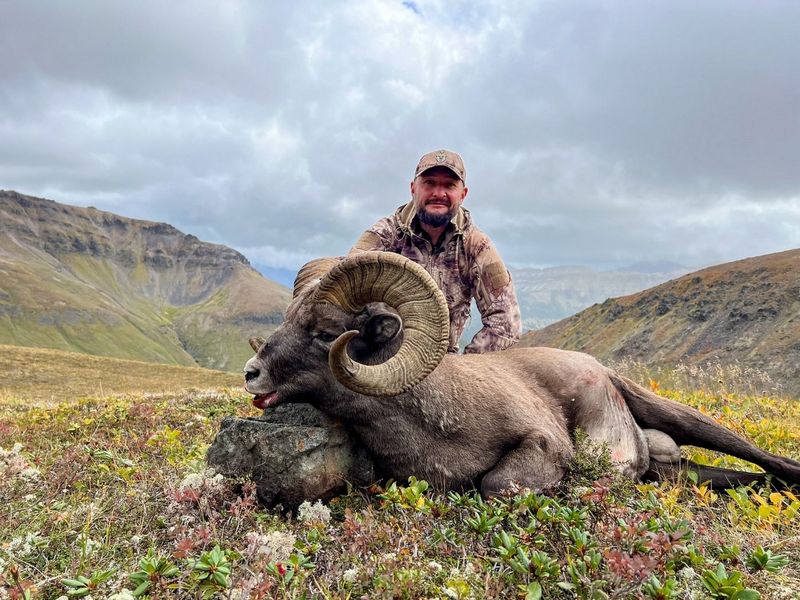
[521,249,800,398]
[0,191,291,371]
[0,343,240,404]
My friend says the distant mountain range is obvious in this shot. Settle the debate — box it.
[0,191,291,371]
[4,190,797,395]
[511,264,689,330]
[456,264,688,345]
[521,249,800,397]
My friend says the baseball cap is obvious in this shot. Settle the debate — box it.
[414,149,466,182]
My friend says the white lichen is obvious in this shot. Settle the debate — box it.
[243,530,297,563]
[178,468,225,494]
[7,531,45,558]
[297,500,331,525]
[1,443,38,481]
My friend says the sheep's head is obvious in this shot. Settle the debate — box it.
[244,252,450,409]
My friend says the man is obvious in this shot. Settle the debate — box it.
[349,149,521,354]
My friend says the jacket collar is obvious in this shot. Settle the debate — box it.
[395,201,470,236]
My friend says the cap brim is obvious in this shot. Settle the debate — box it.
[416,165,464,181]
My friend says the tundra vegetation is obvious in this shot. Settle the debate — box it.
[2,352,800,597]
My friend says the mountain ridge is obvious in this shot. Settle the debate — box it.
[0,190,291,371]
[520,248,800,397]
[511,263,689,330]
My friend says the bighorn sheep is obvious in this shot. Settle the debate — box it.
[244,252,800,496]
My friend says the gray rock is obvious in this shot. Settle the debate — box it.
[206,403,376,508]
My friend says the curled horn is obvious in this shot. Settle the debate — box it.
[313,251,449,396]
[293,257,343,298]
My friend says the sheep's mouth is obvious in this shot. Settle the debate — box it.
[252,391,280,410]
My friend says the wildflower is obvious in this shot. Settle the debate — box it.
[297,500,331,525]
[276,563,287,576]
[427,561,443,572]
[342,567,359,583]
[106,590,135,600]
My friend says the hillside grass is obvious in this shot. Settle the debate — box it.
[0,344,239,405]
[1,359,799,598]
[0,256,201,368]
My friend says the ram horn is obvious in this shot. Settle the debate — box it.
[313,251,449,396]
[293,256,343,298]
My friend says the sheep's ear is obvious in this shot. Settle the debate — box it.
[362,313,402,347]
[249,336,266,352]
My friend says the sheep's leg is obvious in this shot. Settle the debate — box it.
[573,377,651,479]
[480,434,573,497]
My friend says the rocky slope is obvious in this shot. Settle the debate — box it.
[0,190,291,371]
[520,249,800,397]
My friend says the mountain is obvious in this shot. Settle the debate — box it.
[512,264,689,330]
[0,191,291,371]
[458,263,687,346]
[520,249,800,397]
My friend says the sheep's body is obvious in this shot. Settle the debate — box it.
[244,253,800,496]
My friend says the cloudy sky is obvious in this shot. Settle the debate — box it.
[2,0,799,279]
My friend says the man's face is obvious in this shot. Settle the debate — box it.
[410,166,469,228]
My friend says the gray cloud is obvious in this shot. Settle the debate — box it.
[1,0,798,273]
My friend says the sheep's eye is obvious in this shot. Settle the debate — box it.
[317,332,337,343]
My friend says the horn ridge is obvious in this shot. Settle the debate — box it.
[317,252,449,396]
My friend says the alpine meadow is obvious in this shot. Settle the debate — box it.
[3,2,800,597]
[2,195,800,599]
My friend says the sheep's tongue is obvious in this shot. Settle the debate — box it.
[252,391,279,410]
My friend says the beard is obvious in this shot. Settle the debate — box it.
[417,204,454,228]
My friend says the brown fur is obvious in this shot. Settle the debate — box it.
[244,286,800,496]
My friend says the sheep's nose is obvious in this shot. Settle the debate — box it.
[244,366,260,382]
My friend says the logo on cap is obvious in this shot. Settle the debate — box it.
[415,149,466,182]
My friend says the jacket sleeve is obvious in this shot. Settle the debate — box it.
[348,217,394,255]
[463,241,522,354]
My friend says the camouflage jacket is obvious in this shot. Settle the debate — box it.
[349,202,521,354]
